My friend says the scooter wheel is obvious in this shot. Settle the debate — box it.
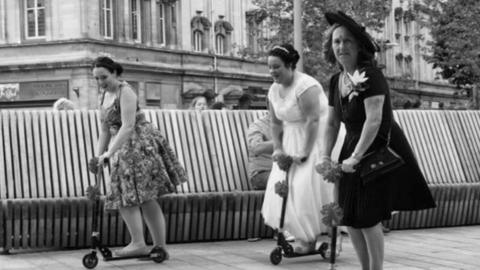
[82,253,98,269]
[270,247,282,265]
[319,242,329,259]
[150,246,168,263]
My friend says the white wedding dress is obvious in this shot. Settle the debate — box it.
[262,71,334,244]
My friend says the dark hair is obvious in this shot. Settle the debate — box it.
[322,24,376,69]
[268,44,300,70]
[92,56,124,76]
[210,101,227,110]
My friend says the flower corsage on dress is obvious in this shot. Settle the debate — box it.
[346,70,369,102]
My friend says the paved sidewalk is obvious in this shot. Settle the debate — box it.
[1,226,479,270]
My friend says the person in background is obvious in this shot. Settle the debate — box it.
[53,97,75,110]
[235,93,254,109]
[210,101,228,110]
[189,95,208,111]
[247,111,295,242]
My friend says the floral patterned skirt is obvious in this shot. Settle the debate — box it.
[105,122,187,210]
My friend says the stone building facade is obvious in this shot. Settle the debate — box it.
[374,0,472,109]
[0,0,271,109]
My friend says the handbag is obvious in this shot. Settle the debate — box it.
[359,142,405,185]
[337,73,404,185]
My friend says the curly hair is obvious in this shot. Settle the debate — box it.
[322,24,376,69]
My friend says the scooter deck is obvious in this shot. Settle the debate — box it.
[102,254,152,261]
[283,249,326,258]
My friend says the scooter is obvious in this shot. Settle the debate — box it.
[269,155,342,268]
[82,163,167,269]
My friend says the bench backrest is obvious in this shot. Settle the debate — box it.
[394,110,480,185]
[2,109,480,200]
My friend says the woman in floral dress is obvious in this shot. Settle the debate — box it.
[91,56,187,257]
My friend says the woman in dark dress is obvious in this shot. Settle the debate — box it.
[318,11,436,270]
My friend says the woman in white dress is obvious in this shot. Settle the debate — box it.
[261,44,334,253]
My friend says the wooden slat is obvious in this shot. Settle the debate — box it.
[65,112,83,197]
[197,195,206,241]
[229,112,249,191]
[182,111,207,192]
[219,112,242,191]
[8,111,23,198]
[402,111,437,184]
[53,199,62,248]
[202,112,228,192]
[20,112,35,199]
[37,112,52,198]
[203,194,213,241]
[29,112,44,198]
[17,111,31,198]
[0,111,7,199]
[429,111,465,184]
[455,112,480,181]
[194,112,217,192]
[82,111,96,193]
[12,201,21,249]
[45,111,60,197]
[211,194,221,241]
[29,200,38,248]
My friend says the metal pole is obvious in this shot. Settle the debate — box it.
[293,0,303,71]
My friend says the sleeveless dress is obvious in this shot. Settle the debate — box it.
[101,82,188,210]
[261,71,334,243]
[329,67,436,228]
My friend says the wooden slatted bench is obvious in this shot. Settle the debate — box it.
[1,109,480,252]
[0,109,272,252]
[385,110,480,229]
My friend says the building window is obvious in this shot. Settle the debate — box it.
[245,9,268,54]
[131,0,141,41]
[25,0,46,38]
[191,10,211,52]
[101,0,113,39]
[395,53,404,75]
[214,15,233,55]
[193,30,203,52]
[215,34,225,55]
[157,3,166,45]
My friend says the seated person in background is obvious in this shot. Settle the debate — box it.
[247,112,273,190]
[235,93,254,110]
[247,111,295,242]
[53,97,75,110]
[189,95,208,111]
[210,101,228,110]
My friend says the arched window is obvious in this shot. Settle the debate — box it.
[193,30,203,52]
[191,11,211,52]
[215,34,225,55]
[214,15,233,55]
[158,3,166,45]
[131,0,142,41]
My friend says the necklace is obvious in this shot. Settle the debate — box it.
[341,72,353,97]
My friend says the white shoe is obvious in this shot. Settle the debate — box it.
[284,230,295,242]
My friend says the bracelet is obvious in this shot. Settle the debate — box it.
[351,151,362,160]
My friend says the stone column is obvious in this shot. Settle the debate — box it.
[293,0,303,71]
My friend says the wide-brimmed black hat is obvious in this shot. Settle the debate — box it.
[325,11,379,54]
